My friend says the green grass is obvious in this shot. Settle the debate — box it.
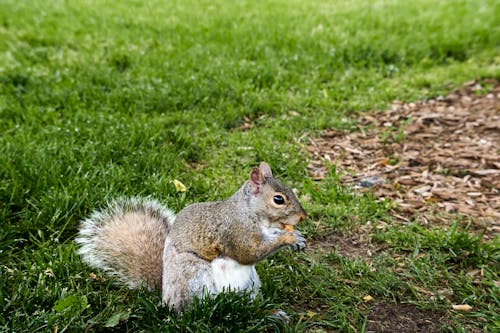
[1,0,499,331]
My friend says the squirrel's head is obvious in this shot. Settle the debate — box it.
[247,162,307,229]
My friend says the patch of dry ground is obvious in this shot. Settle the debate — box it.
[313,233,376,260]
[307,80,499,238]
[364,302,448,333]
[305,80,499,332]
[311,226,385,263]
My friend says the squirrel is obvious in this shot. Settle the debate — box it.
[76,162,307,312]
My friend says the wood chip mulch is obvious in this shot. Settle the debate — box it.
[306,80,499,238]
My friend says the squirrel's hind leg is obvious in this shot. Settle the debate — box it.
[161,238,217,312]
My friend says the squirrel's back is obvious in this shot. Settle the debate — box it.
[75,197,175,290]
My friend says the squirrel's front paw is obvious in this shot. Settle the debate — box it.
[290,231,306,252]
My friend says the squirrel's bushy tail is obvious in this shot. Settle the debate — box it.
[75,197,175,290]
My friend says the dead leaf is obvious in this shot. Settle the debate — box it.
[363,295,374,302]
[452,304,473,312]
[173,179,187,192]
[44,268,55,278]
[471,169,500,176]
[414,286,434,296]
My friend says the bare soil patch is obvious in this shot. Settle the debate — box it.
[307,80,499,238]
[311,227,384,263]
[314,233,374,259]
[364,302,448,333]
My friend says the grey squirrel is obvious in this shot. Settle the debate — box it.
[76,162,307,312]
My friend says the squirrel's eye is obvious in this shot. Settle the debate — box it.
[273,195,285,205]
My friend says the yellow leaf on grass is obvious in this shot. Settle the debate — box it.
[452,304,473,312]
[363,295,374,302]
[173,179,187,192]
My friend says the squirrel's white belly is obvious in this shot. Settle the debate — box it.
[211,257,261,295]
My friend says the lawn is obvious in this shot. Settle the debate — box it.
[0,0,498,331]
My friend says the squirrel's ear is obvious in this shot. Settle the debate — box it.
[250,167,264,194]
[259,162,273,178]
